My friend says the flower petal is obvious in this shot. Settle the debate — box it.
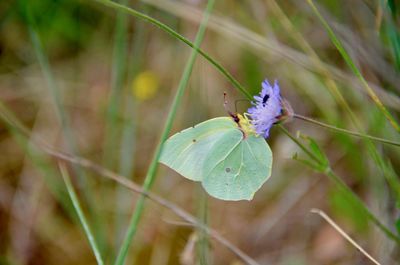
[247,79,282,139]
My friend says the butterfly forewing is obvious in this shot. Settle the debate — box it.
[159,117,238,181]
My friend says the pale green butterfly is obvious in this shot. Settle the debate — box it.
[159,113,272,201]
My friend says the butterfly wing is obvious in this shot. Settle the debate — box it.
[202,134,272,201]
[159,117,240,181]
[160,117,273,201]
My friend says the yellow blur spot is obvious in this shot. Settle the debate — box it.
[132,71,159,101]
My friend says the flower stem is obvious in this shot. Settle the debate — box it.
[293,114,400,147]
[279,124,400,243]
[93,0,252,100]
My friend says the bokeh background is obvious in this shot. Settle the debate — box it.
[1,0,400,264]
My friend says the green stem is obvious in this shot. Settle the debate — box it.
[293,114,400,147]
[114,2,148,253]
[278,125,322,163]
[279,124,400,243]
[59,164,105,265]
[93,0,252,100]
[113,1,215,264]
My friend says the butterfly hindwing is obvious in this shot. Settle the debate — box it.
[202,134,272,201]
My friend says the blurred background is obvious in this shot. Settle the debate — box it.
[1,0,400,264]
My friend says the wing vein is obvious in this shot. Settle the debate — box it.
[205,137,242,178]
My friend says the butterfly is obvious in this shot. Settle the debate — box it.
[159,114,272,201]
[159,79,291,201]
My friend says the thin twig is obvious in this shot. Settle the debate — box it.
[310,208,381,265]
[294,114,400,147]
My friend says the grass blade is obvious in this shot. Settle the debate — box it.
[197,189,210,264]
[114,1,215,264]
[139,0,400,110]
[306,0,400,133]
[93,0,251,100]
[24,2,107,252]
[59,163,104,265]
[114,2,148,251]
[103,0,129,169]
[0,102,75,217]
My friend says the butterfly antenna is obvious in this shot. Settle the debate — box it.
[223,92,240,123]
[223,92,228,110]
[223,92,233,114]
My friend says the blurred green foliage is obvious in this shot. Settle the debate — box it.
[1,0,400,264]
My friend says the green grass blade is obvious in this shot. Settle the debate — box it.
[0,101,75,218]
[383,0,400,69]
[306,0,400,133]
[197,189,210,264]
[103,0,129,169]
[100,0,133,257]
[25,9,67,130]
[59,163,105,265]
[117,7,147,179]
[24,1,87,169]
[114,1,215,264]
[24,3,107,253]
[140,0,400,110]
[114,2,148,252]
[326,169,400,243]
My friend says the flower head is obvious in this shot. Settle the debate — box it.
[247,79,282,138]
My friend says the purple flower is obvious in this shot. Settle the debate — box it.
[247,79,282,138]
